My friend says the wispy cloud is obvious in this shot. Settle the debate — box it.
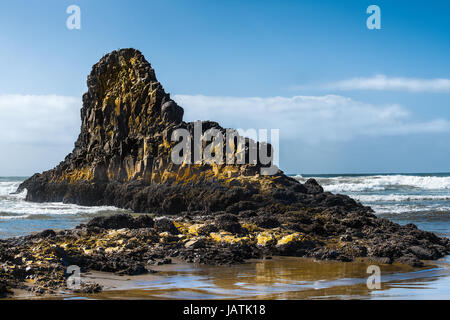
[3,93,447,147]
[0,93,449,175]
[292,75,450,93]
[0,93,449,174]
[175,94,450,143]
[0,94,82,175]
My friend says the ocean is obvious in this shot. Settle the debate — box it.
[293,173,450,239]
[1,173,450,239]
[0,176,128,239]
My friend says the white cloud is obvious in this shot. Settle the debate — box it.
[0,94,81,175]
[174,94,450,143]
[1,93,449,175]
[0,94,81,145]
[3,93,445,147]
[293,75,450,93]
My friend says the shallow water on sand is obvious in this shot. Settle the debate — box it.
[33,256,449,300]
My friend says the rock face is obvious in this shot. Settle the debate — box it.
[15,48,450,269]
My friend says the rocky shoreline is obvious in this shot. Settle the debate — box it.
[2,48,449,298]
[1,207,449,298]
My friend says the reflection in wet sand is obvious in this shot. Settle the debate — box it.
[63,256,450,300]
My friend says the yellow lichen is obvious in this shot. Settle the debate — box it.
[59,167,94,183]
[104,246,121,253]
[173,221,189,233]
[209,232,249,244]
[114,97,121,115]
[256,232,276,246]
[277,233,306,246]
[188,224,204,236]
[107,229,128,237]
[241,223,259,233]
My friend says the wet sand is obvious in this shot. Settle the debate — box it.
[8,255,450,300]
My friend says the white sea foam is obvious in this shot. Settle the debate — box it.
[0,200,124,218]
[0,214,30,220]
[352,194,450,203]
[294,175,450,192]
[0,180,126,220]
[292,174,450,215]
[369,203,450,215]
[0,181,24,197]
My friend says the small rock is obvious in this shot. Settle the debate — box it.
[0,281,10,298]
[409,246,436,260]
[185,239,206,249]
[155,218,180,235]
[398,254,424,267]
[340,234,353,242]
[38,229,56,238]
[74,283,102,294]
[370,257,393,264]
[197,224,219,235]
[304,179,324,194]
[253,216,280,229]
[87,214,153,230]
[215,214,243,234]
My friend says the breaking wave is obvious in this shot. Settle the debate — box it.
[0,179,126,221]
[293,174,450,192]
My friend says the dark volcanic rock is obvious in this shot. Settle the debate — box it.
[0,280,9,298]
[36,229,57,239]
[197,224,219,235]
[155,217,179,235]
[87,213,154,230]
[304,178,324,194]
[252,216,280,229]
[215,214,243,234]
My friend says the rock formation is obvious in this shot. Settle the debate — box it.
[2,48,447,297]
[19,48,285,211]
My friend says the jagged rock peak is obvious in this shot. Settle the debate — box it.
[59,49,185,184]
[77,48,183,149]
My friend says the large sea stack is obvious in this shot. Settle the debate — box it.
[19,48,288,211]
[4,49,448,295]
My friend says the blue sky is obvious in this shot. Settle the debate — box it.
[0,0,450,175]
